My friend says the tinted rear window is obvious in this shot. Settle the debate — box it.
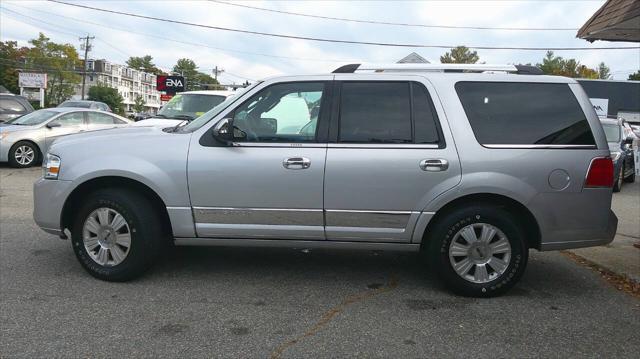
[455,82,595,146]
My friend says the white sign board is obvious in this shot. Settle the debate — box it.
[589,98,608,118]
[18,72,47,89]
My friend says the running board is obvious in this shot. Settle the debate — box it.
[173,238,420,251]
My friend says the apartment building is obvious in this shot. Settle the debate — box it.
[76,59,161,114]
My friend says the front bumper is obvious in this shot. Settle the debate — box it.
[33,178,73,237]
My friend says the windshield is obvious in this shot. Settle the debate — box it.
[181,84,258,132]
[602,123,621,142]
[158,94,226,120]
[59,101,92,108]
[9,110,58,126]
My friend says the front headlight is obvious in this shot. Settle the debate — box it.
[44,154,61,179]
[610,151,621,162]
[0,132,9,140]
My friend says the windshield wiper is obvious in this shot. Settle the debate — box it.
[169,114,195,121]
[154,114,168,118]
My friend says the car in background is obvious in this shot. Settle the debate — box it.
[600,118,635,191]
[58,100,111,112]
[0,108,130,168]
[0,93,34,123]
[134,90,235,128]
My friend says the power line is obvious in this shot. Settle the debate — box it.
[6,2,355,63]
[210,0,578,31]
[48,0,640,51]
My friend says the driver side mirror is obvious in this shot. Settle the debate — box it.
[46,121,61,129]
[212,118,246,145]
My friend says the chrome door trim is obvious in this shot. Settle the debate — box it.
[230,142,327,148]
[174,237,421,251]
[327,143,440,149]
[484,144,597,149]
[193,207,324,226]
[326,209,413,215]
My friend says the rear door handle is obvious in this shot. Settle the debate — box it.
[420,159,449,172]
[283,157,311,170]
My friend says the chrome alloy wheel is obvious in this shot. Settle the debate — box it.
[82,207,132,266]
[14,145,35,166]
[448,223,511,284]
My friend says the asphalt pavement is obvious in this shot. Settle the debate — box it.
[1,165,639,358]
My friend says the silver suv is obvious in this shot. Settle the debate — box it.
[33,64,618,297]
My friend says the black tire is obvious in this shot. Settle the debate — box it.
[8,141,39,168]
[427,204,529,297]
[623,164,635,183]
[71,188,165,281]
[613,166,623,192]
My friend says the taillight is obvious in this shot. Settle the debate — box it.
[585,157,614,188]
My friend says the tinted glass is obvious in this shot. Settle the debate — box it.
[339,82,411,143]
[412,83,440,144]
[10,110,57,125]
[87,112,115,124]
[456,82,595,145]
[233,82,324,142]
[158,94,226,120]
[56,112,84,127]
[0,99,26,112]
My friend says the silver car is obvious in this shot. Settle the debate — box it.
[33,64,618,297]
[0,108,130,167]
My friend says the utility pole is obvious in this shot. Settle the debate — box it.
[213,66,224,82]
[79,34,95,100]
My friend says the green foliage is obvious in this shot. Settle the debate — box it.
[537,51,599,79]
[172,58,219,91]
[88,84,124,115]
[27,33,82,106]
[440,46,479,64]
[0,41,28,94]
[133,94,146,113]
[628,71,640,81]
[597,62,611,80]
[126,55,163,75]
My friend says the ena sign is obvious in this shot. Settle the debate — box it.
[157,75,185,93]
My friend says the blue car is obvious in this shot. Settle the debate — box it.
[600,119,635,192]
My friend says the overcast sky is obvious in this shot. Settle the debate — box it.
[1,0,639,83]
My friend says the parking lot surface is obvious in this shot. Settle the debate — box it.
[1,166,639,358]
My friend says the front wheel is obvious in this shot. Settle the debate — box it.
[71,188,165,281]
[613,165,623,192]
[427,205,529,297]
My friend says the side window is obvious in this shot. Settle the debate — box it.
[0,99,26,112]
[55,112,84,127]
[87,112,116,124]
[232,82,325,142]
[412,83,441,144]
[455,82,596,145]
[339,82,412,143]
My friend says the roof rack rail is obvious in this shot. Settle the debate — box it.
[332,63,544,75]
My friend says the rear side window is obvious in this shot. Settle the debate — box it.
[0,99,26,112]
[455,82,595,146]
[338,82,442,144]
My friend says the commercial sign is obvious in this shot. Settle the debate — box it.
[18,72,47,89]
[157,75,185,93]
[589,98,609,118]
[160,94,174,102]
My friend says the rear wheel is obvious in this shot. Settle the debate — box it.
[427,205,528,297]
[8,141,39,168]
[71,188,164,281]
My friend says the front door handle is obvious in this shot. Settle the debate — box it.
[420,159,449,172]
[283,157,311,170]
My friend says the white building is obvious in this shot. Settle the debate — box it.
[75,59,161,114]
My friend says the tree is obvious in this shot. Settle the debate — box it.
[172,58,219,90]
[25,33,82,106]
[0,41,29,94]
[133,94,145,113]
[537,51,599,79]
[126,55,163,75]
[628,71,640,81]
[440,46,479,64]
[88,84,124,114]
[597,62,611,80]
